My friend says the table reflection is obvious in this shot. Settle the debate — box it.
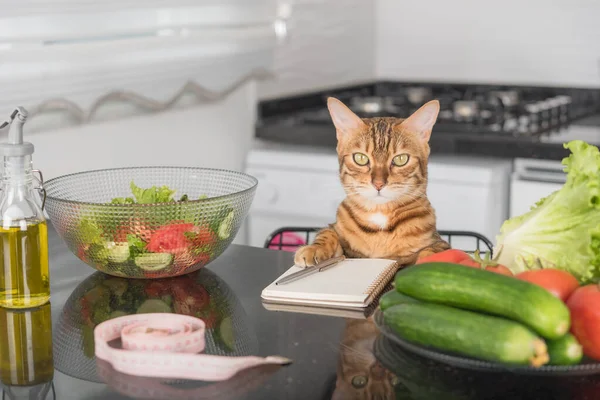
[0,303,55,400]
[53,268,258,384]
[96,358,281,400]
[373,329,600,400]
[331,318,399,400]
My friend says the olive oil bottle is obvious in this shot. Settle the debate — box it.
[0,303,54,399]
[0,107,50,309]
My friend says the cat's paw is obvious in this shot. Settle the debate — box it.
[294,245,334,268]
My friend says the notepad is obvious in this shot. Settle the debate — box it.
[261,258,400,308]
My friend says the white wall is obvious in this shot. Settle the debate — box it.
[375,0,600,87]
[257,0,600,97]
[257,0,375,100]
[29,83,257,180]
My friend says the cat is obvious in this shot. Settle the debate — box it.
[294,97,450,268]
[331,318,398,400]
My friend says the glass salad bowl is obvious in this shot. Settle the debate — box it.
[43,166,257,279]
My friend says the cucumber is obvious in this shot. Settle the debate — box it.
[379,290,418,310]
[217,210,235,240]
[136,299,172,314]
[395,263,571,340]
[547,333,583,365]
[384,302,549,366]
[134,253,173,271]
[218,316,235,351]
[105,241,130,263]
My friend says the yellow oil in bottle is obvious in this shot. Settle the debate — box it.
[0,220,49,309]
[0,303,54,387]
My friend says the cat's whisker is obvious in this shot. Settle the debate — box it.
[338,342,375,363]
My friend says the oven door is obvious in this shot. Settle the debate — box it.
[509,158,566,218]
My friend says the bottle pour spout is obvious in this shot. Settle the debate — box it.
[0,107,34,157]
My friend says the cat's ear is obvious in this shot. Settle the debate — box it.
[400,100,440,142]
[327,97,366,141]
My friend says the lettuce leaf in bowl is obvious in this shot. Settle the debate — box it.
[130,181,176,204]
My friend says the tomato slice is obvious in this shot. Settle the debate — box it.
[567,285,600,360]
[517,269,579,302]
[144,281,171,298]
[416,249,472,265]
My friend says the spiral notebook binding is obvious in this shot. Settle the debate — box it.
[362,260,401,299]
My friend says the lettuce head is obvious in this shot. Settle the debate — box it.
[494,140,600,283]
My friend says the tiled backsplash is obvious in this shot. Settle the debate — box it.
[258,0,600,99]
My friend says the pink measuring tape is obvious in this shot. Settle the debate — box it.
[94,313,292,381]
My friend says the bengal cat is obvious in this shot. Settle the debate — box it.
[294,97,450,268]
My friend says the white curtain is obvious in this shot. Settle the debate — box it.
[0,0,290,130]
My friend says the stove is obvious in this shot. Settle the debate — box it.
[258,82,600,138]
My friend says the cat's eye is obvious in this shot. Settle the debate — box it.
[392,153,410,166]
[351,375,368,388]
[353,153,369,166]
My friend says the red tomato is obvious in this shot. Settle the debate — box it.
[197,308,219,329]
[416,249,472,265]
[566,285,600,360]
[113,226,130,242]
[147,223,217,253]
[457,257,481,268]
[189,225,217,246]
[80,299,92,323]
[455,250,514,276]
[77,245,89,262]
[114,221,153,242]
[144,281,171,297]
[516,269,579,301]
[172,284,210,316]
[147,223,196,253]
[483,264,514,276]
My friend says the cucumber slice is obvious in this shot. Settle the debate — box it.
[103,279,128,297]
[105,242,130,263]
[136,299,172,314]
[134,253,173,271]
[217,210,235,240]
[218,316,235,351]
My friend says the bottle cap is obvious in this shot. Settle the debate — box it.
[0,107,34,157]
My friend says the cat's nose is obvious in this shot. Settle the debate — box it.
[372,180,385,191]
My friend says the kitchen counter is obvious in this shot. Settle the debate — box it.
[10,225,600,399]
[256,113,600,162]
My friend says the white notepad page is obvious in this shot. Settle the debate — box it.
[261,258,398,308]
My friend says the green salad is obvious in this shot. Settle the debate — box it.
[70,181,236,278]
